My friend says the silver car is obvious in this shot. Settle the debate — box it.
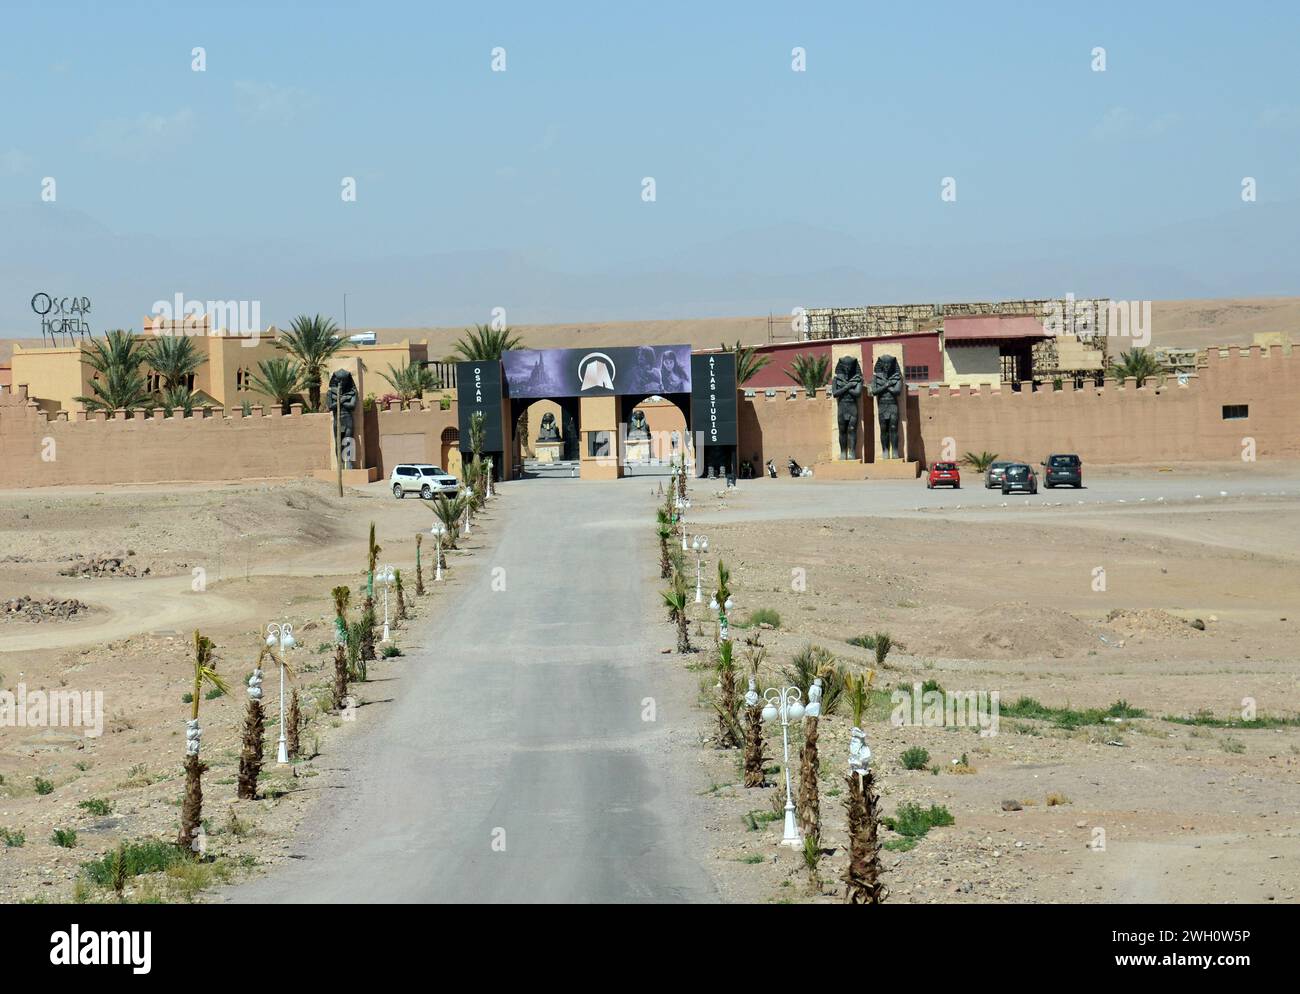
[985,460,1015,489]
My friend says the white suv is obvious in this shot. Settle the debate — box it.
[390,464,459,500]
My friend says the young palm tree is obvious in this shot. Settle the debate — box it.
[415,534,425,596]
[362,523,380,663]
[286,688,301,760]
[346,618,369,682]
[75,330,152,413]
[798,697,820,840]
[238,647,269,800]
[661,569,692,653]
[330,585,350,709]
[843,669,886,904]
[715,638,742,748]
[277,314,344,409]
[453,323,521,361]
[427,494,466,550]
[180,630,230,852]
[1108,347,1161,386]
[248,357,302,414]
[469,411,486,461]
[655,508,673,578]
[159,384,196,417]
[144,335,206,391]
[395,569,407,621]
[786,353,831,394]
[378,360,439,402]
[742,635,768,787]
[722,339,772,386]
[961,451,999,472]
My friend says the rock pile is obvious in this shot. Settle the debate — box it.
[1,596,90,622]
[58,553,149,578]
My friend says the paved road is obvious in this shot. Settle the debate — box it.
[228,481,717,904]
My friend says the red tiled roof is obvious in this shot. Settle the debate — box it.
[944,315,1047,342]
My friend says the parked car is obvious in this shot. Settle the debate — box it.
[1041,453,1083,488]
[390,464,459,500]
[926,461,961,488]
[1001,463,1038,495]
[985,460,1016,489]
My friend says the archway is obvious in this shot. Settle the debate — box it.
[620,393,689,475]
[510,395,580,478]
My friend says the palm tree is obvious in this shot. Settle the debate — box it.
[179,630,230,852]
[330,586,350,709]
[427,493,467,550]
[1109,348,1161,386]
[415,533,425,596]
[469,411,486,460]
[453,323,521,361]
[362,523,379,663]
[277,314,344,409]
[238,645,270,800]
[786,353,831,394]
[723,340,771,385]
[144,335,206,391]
[379,360,439,402]
[662,569,692,653]
[742,634,769,787]
[655,508,673,578]
[75,330,152,413]
[961,451,998,472]
[159,384,195,417]
[248,357,302,414]
[715,638,742,748]
[843,668,886,904]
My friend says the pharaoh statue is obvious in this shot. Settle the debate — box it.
[628,409,651,439]
[325,369,359,468]
[829,355,864,460]
[536,411,561,442]
[868,355,905,460]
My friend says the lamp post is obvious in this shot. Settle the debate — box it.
[486,457,494,499]
[264,622,296,765]
[709,591,735,642]
[376,564,395,641]
[691,534,708,603]
[463,504,472,537]
[761,685,806,847]
[430,522,445,582]
[677,495,690,551]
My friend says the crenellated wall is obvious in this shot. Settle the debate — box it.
[913,345,1299,465]
[0,388,333,488]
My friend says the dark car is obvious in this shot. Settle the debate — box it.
[985,460,1015,489]
[1001,462,1038,495]
[1041,453,1083,488]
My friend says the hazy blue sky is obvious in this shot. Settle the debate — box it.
[2,0,1297,333]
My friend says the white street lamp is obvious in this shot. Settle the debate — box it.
[677,496,690,551]
[463,504,472,537]
[761,685,806,848]
[485,457,495,499]
[692,534,708,603]
[430,522,446,582]
[264,622,296,765]
[376,564,395,641]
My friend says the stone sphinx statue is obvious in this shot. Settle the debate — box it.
[830,355,864,460]
[536,411,561,442]
[868,355,905,460]
[325,369,359,468]
[627,409,651,439]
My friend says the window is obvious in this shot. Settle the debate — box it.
[235,367,253,392]
[587,431,611,457]
[1222,404,1248,420]
[420,467,445,476]
[904,364,930,381]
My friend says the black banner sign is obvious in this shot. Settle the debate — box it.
[456,360,505,452]
[690,352,737,446]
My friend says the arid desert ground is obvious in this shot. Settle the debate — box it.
[1,462,1298,903]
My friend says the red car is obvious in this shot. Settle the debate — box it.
[926,461,961,488]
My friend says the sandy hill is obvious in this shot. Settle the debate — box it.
[3,296,1296,365]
